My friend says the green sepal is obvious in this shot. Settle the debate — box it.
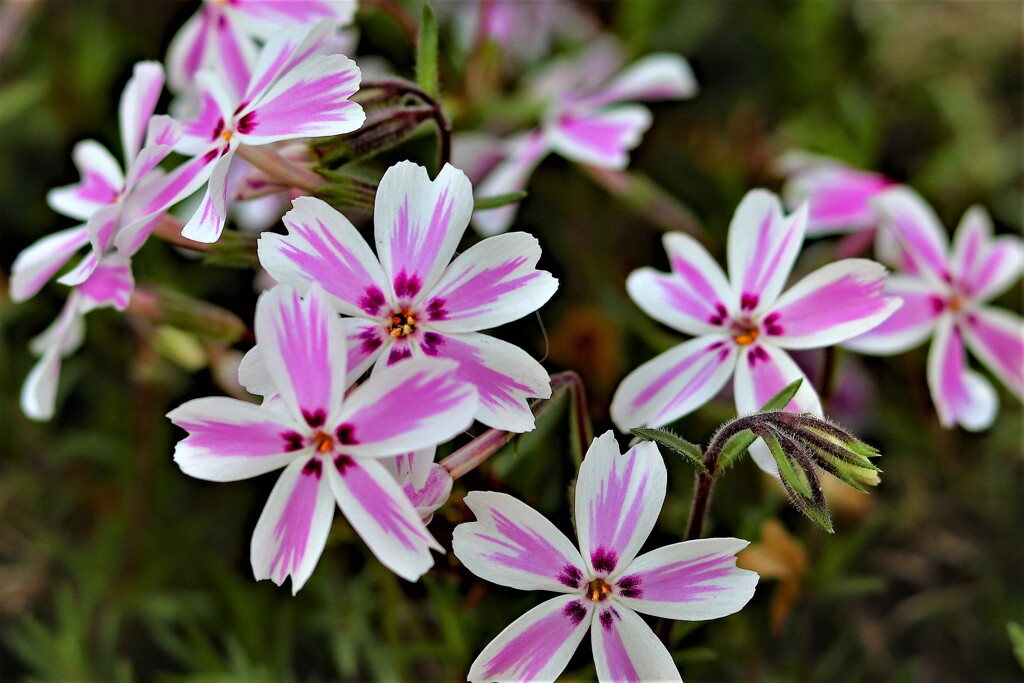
[416,3,439,100]
[474,191,528,211]
[717,379,804,470]
[630,427,708,474]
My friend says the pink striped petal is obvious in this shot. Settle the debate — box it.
[47,141,123,220]
[783,160,891,236]
[237,54,363,145]
[234,0,357,31]
[471,131,549,236]
[20,298,84,421]
[391,446,436,493]
[259,197,390,317]
[327,455,440,581]
[575,433,666,578]
[119,61,165,163]
[928,314,997,431]
[843,275,943,355]
[375,162,474,300]
[165,9,213,94]
[335,357,477,458]
[585,53,697,107]
[58,204,120,287]
[213,11,256,100]
[10,226,89,302]
[77,257,134,312]
[727,190,807,314]
[873,187,951,284]
[952,207,1024,303]
[242,20,334,101]
[254,284,347,428]
[610,335,738,431]
[590,603,679,683]
[405,463,452,520]
[124,116,181,191]
[422,232,558,333]
[416,332,550,432]
[251,456,336,593]
[626,232,735,337]
[546,105,652,170]
[180,147,240,244]
[176,87,228,154]
[733,343,822,474]
[962,307,1024,401]
[467,594,592,683]
[341,318,388,386]
[613,538,757,620]
[764,259,901,349]
[168,397,303,481]
[454,491,586,592]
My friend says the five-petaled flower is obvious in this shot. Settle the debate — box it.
[844,187,1024,430]
[453,431,758,682]
[611,189,901,474]
[168,283,479,591]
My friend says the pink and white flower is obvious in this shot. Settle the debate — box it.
[168,283,479,591]
[173,21,364,243]
[257,161,558,436]
[779,151,896,236]
[166,0,357,98]
[467,39,697,235]
[845,187,1024,430]
[453,431,758,682]
[611,190,901,473]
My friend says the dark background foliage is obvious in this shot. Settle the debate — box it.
[1,1,1021,681]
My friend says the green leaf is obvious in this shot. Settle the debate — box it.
[1009,622,1024,672]
[474,191,528,211]
[717,379,804,470]
[416,2,439,100]
[630,427,708,474]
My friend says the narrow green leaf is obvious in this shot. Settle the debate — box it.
[416,2,439,99]
[1009,622,1024,671]
[474,190,528,211]
[630,427,708,474]
[761,378,803,412]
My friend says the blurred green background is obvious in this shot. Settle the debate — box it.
[1,1,1022,681]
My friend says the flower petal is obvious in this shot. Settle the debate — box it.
[242,19,335,101]
[471,131,549,236]
[57,204,120,287]
[727,189,807,313]
[546,105,652,170]
[165,10,212,95]
[326,455,440,581]
[626,232,735,336]
[733,344,822,474]
[928,314,998,431]
[590,604,680,683]
[336,357,478,458]
[168,397,302,481]
[951,207,1024,303]
[119,61,165,163]
[10,226,90,302]
[213,11,257,101]
[843,275,942,354]
[341,318,388,386]
[961,307,1024,401]
[77,257,134,312]
[872,187,951,284]
[453,490,586,592]
[585,53,698,107]
[782,157,891,236]
[405,463,452,520]
[416,332,550,432]
[764,259,901,349]
[20,298,84,422]
[375,162,474,301]
[613,538,757,620]
[253,283,347,428]
[421,232,558,333]
[575,432,666,578]
[180,147,238,244]
[234,0,358,30]
[610,335,738,431]
[251,456,335,593]
[258,196,390,317]
[467,594,593,683]
[47,141,123,220]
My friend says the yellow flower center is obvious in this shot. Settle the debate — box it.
[733,327,759,346]
[390,310,417,338]
[587,578,612,602]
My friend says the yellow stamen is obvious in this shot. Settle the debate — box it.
[389,311,417,338]
[221,130,233,143]
[587,579,612,602]
[949,296,963,312]
[734,329,759,346]
[315,434,334,453]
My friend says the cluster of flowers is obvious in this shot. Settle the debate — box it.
[11,1,1022,680]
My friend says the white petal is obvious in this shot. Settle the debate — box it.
[927,314,998,431]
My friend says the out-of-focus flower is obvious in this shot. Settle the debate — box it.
[466,39,697,235]
[845,187,1024,431]
[737,519,807,634]
[173,21,364,243]
[256,161,558,440]
[168,283,479,591]
[611,189,901,474]
[165,0,357,98]
[452,431,757,681]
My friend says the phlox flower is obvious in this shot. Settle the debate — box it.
[173,21,364,243]
[452,431,758,682]
[464,39,697,235]
[168,283,479,591]
[166,0,357,98]
[255,161,558,435]
[844,187,1024,430]
[611,190,901,473]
